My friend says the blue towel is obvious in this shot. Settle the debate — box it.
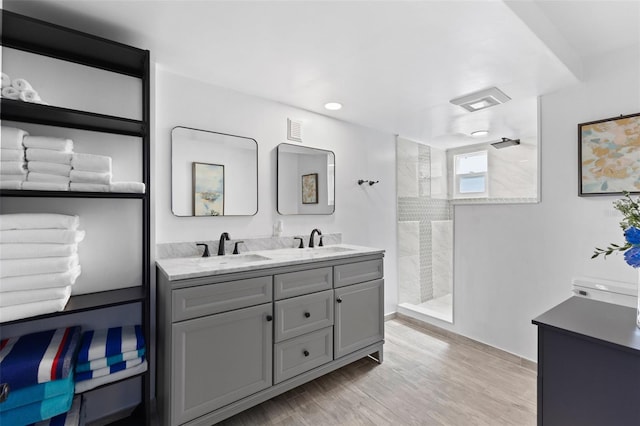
[30,395,81,426]
[0,327,80,391]
[75,356,144,382]
[76,325,144,363]
[0,391,73,425]
[75,347,145,373]
[0,373,73,412]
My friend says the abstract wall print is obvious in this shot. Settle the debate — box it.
[579,112,640,196]
[302,173,318,204]
[193,162,224,215]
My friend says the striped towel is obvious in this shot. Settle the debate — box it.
[76,325,144,363]
[0,390,73,425]
[75,347,145,373]
[75,356,144,382]
[74,360,147,394]
[0,327,80,391]
[0,374,73,412]
[30,395,81,426]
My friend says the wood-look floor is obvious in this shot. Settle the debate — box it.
[218,318,536,426]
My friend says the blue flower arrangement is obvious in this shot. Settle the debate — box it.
[593,192,640,267]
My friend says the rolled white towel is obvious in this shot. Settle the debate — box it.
[0,174,27,182]
[23,136,73,152]
[0,148,25,162]
[22,181,69,191]
[1,86,20,100]
[110,181,146,194]
[0,213,80,230]
[1,72,10,88]
[19,89,41,103]
[26,148,73,164]
[70,183,109,192]
[0,181,23,190]
[27,161,72,177]
[0,266,81,292]
[1,127,29,149]
[0,287,71,322]
[0,161,27,175]
[71,153,112,173]
[12,78,33,91]
[70,170,111,185]
[0,243,78,259]
[0,229,85,244]
[0,285,73,307]
[27,172,71,184]
[0,254,79,278]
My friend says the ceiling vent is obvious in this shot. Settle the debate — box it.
[491,137,520,149]
[287,118,302,142]
[450,87,511,112]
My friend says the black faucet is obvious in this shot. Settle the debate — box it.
[293,237,304,248]
[218,232,230,255]
[196,243,210,257]
[309,229,322,248]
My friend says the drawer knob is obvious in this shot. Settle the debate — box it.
[304,312,311,318]
[266,315,273,322]
[303,350,310,357]
[336,298,342,303]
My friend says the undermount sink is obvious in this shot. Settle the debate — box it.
[309,246,353,253]
[197,253,271,265]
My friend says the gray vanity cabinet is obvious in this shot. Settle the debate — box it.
[172,303,273,425]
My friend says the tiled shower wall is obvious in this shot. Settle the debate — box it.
[397,138,452,304]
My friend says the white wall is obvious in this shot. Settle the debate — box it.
[155,68,398,314]
[418,46,640,361]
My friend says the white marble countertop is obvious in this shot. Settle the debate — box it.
[156,244,385,281]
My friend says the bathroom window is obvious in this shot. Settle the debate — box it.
[454,151,488,198]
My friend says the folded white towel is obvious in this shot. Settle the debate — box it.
[0,266,81,292]
[0,213,80,231]
[1,73,10,88]
[0,285,72,307]
[19,89,41,103]
[1,86,20,100]
[70,170,111,185]
[74,360,147,394]
[0,161,27,175]
[22,181,69,191]
[110,182,145,194]
[0,148,25,162]
[71,153,112,173]
[70,183,109,192]
[1,229,85,244]
[0,243,78,259]
[0,254,79,278]
[12,78,33,91]
[0,181,23,190]
[24,136,73,153]
[26,148,73,165]
[0,288,71,322]
[1,127,29,149]
[27,161,72,177]
[27,172,71,184]
[0,174,27,182]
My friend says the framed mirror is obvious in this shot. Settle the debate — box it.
[277,143,335,215]
[171,127,258,216]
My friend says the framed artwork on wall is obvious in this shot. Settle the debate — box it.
[579,112,640,196]
[302,173,318,204]
[193,162,224,215]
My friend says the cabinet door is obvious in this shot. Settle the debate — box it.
[334,279,384,358]
[172,303,272,425]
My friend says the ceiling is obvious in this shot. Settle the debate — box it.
[4,0,639,148]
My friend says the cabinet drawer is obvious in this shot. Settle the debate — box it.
[274,290,334,342]
[274,267,333,300]
[172,276,272,322]
[334,259,383,288]
[274,327,333,384]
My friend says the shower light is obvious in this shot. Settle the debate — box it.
[324,102,342,111]
[471,130,489,137]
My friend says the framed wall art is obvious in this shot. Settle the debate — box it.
[193,162,224,215]
[579,112,640,196]
[302,173,318,204]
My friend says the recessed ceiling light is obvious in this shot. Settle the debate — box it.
[324,102,342,111]
[471,130,489,137]
[450,87,511,112]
